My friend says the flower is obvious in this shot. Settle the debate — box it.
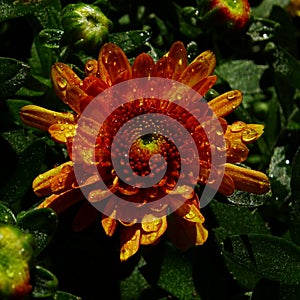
[205,0,251,31]
[20,41,270,261]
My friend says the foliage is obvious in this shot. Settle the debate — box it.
[0,0,300,299]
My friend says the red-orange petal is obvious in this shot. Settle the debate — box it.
[151,56,175,78]
[132,53,155,78]
[165,41,188,80]
[98,43,132,85]
[37,188,84,214]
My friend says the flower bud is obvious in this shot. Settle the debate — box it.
[205,0,251,31]
[0,224,33,299]
[61,3,113,52]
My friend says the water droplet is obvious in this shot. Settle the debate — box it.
[230,121,246,133]
[227,90,238,100]
[242,128,259,143]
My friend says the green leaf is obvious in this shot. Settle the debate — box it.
[211,200,269,289]
[268,146,291,202]
[54,291,82,300]
[227,189,272,207]
[141,242,200,299]
[109,30,151,54]
[216,60,267,94]
[210,200,269,238]
[221,234,300,285]
[17,208,58,255]
[246,18,279,43]
[0,201,16,224]
[5,100,33,127]
[290,147,300,245]
[0,57,30,100]
[252,0,290,18]
[32,265,58,298]
[39,29,64,49]
[265,43,300,90]
[29,38,58,78]
[0,138,48,211]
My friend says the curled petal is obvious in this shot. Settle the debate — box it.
[132,53,155,78]
[174,201,205,223]
[33,161,74,196]
[20,105,76,131]
[241,124,264,144]
[165,41,188,80]
[98,43,132,85]
[49,123,76,144]
[85,59,98,77]
[140,215,167,245]
[120,225,141,261]
[51,63,82,104]
[208,90,243,117]
[225,163,270,194]
[102,210,118,236]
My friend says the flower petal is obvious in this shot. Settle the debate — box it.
[37,188,84,214]
[167,212,208,251]
[192,75,217,96]
[191,50,216,75]
[85,59,98,77]
[140,215,167,245]
[208,90,243,117]
[49,123,76,144]
[225,163,270,194]
[151,56,175,78]
[20,105,76,131]
[165,41,188,80]
[102,210,118,236]
[132,53,155,78]
[51,63,83,107]
[120,225,141,261]
[98,43,132,85]
[33,161,74,197]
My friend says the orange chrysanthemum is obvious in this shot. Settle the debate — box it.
[20,41,270,261]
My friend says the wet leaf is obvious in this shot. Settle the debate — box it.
[0,57,30,100]
[268,146,291,202]
[109,30,151,54]
[39,29,64,49]
[17,208,58,255]
[32,265,58,298]
[246,18,279,43]
[221,234,300,285]
[252,0,290,18]
[290,147,300,246]
[0,201,16,224]
[216,60,267,94]
[0,138,48,211]
[54,291,82,300]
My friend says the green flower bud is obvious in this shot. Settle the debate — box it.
[205,0,251,31]
[61,3,113,52]
[0,224,33,299]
